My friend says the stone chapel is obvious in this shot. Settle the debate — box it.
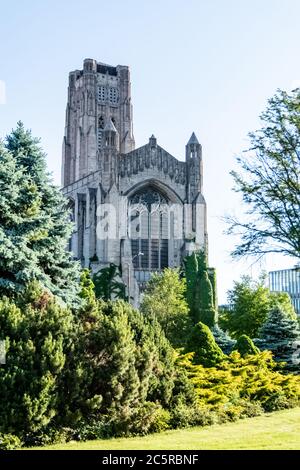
[62,58,208,302]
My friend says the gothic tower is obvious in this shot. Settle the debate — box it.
[62,58,135,187]
[61,59,208,304]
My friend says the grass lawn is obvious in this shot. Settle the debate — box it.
[29,408,300,450]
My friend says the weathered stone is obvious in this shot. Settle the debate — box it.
[62,59,208,305]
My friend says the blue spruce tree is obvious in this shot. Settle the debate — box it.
[0,123,80,304]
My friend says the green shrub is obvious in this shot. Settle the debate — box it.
[0,283,75,438]
[185,322,225,367]
[59,299,190,436]
[176,351,300,416]
[233,334,260,357]
[184,251,218,328]
[170,402,217,429]
[0,433,22,450]
[23,427,74,447]
[263,394,299,412]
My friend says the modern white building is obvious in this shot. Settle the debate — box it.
[269,268,300,315]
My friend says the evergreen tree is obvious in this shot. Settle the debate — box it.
[185,321,225,367]
[211,325,235,355]
[258,306,300,371]
[61,299,183,435]
[184,251,217,327]
[233,334,260,357]
[0,282,75,437]
[0,123,80,304]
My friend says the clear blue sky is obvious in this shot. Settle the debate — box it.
[0,0,299,302]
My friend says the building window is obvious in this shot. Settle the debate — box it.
[97,116,104,149]
[98,86,106,102]
[129,188,169,277]
[109,87,118,104]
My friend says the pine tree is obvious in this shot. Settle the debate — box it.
[258,307,300,371]
[0,123,80,305]
[0,282,75,437]
[61,299,181,435]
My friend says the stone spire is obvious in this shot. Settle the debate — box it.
[187,132,199,145]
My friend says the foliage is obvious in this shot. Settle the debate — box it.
[177,351,300,414]
[211,325,235,355]
[226,88,300,260]
[58,298,193,438]
[0,284,195,443]
[79,269,96,304]
[184,251,217,327]
[220,275,297,338]
[269,291,297,320]
[140,268,190,347]
[0,123,80,305]
[233,334,260,357]
[93,263,126,301]
[257,306,300,372]
[0,282,75,437]
[208,268,218,310]
[169,401,217,429]
[0,433,22,450]
[185,322,225,367]
[25,408,300,450]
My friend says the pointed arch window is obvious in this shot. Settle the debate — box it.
[129,188,169,283]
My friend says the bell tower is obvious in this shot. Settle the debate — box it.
[62,58,135,187]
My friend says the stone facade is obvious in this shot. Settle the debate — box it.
[62,58,208,304]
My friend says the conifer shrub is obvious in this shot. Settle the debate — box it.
[0,282,75,439]
[184,251,218,328]
[233,334,260,357]
[257,306,300,372]
[58,297,193,438]
[185,321,225,367]
[176,351,300,418]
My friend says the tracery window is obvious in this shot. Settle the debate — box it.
[129,188,169,277]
